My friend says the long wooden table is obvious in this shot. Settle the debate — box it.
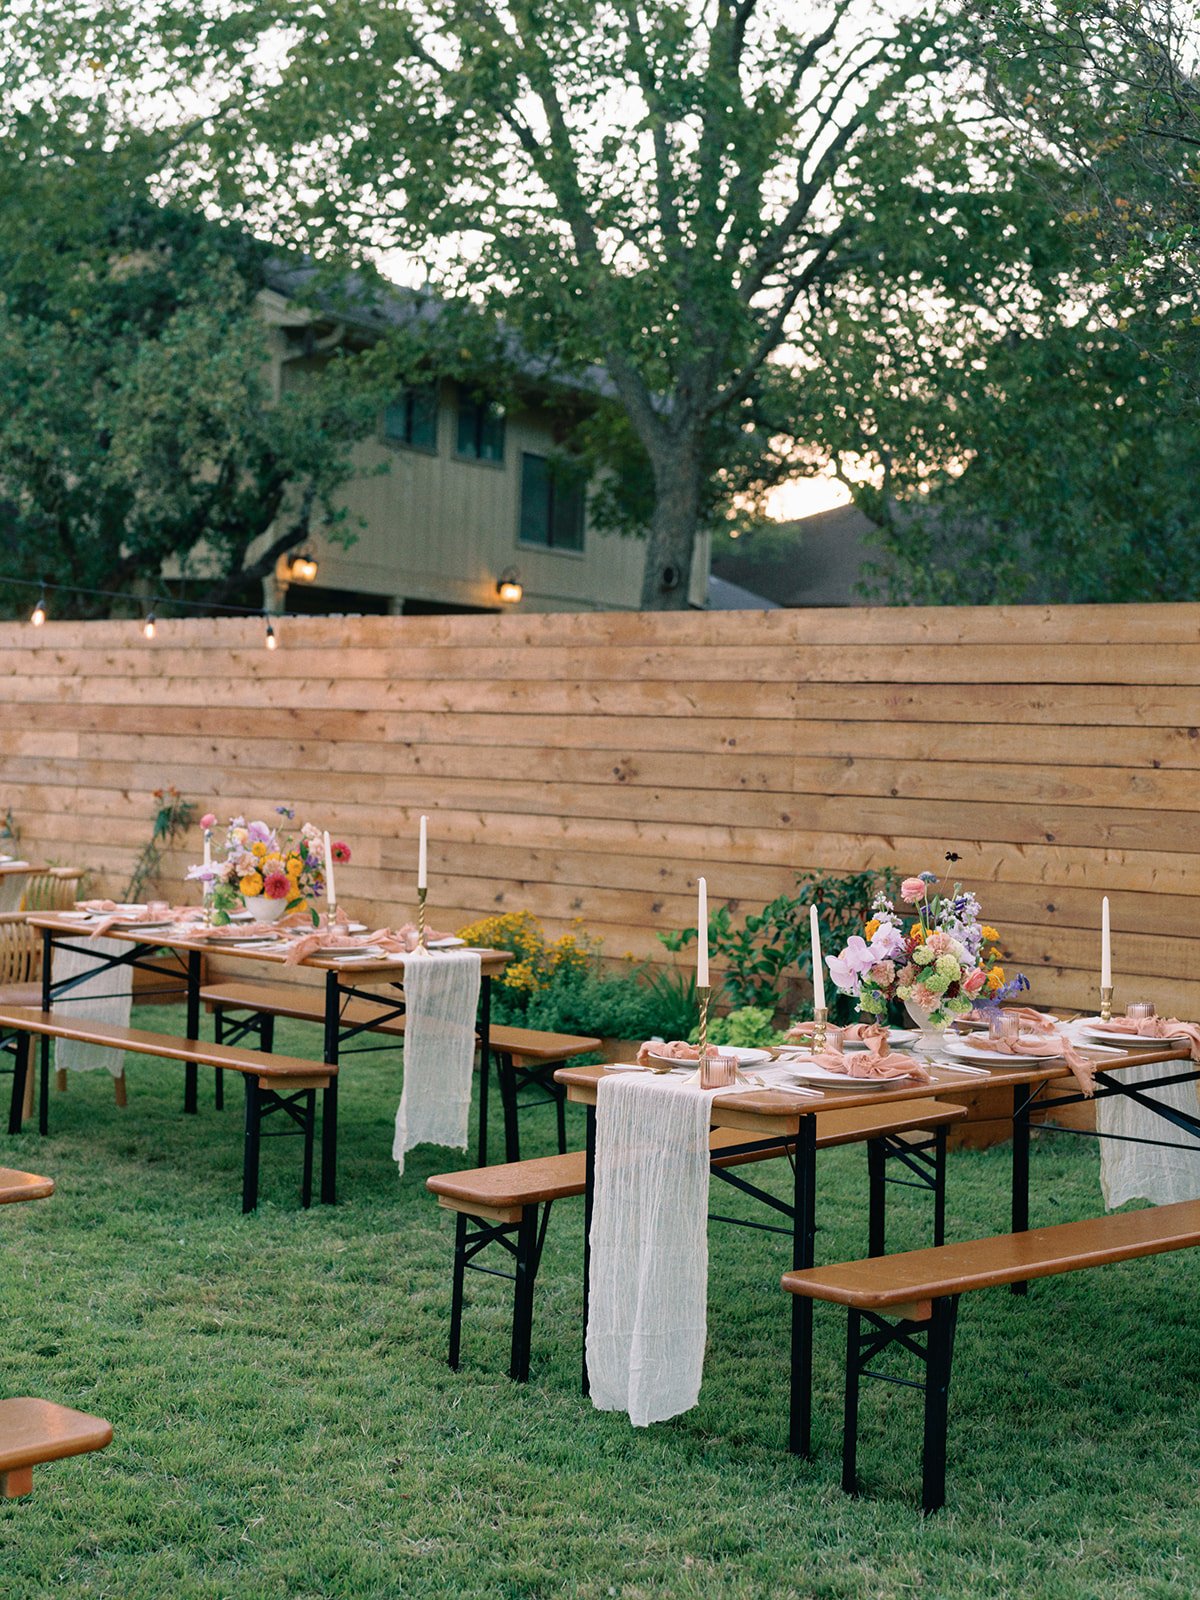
[556,1040,1196,1455]
[21,915,511,1202]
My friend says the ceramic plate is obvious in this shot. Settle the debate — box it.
[321,945,384,960]
[787,1064,921,1088]
[643,1045,772,1069]
[206,928,282,945]
[427,936,466,949]
[1076,1018,1191,1046]
[941,1035,1063,1064]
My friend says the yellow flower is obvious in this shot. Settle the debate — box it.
[864,918,880,940]
[987,966,1005,992]
[240,872,264,898]
[286,854,304,879]
[251,841,268,859]
[981,926,1000,943]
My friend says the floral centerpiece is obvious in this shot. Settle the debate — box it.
[827,872,1027,1031]
[187,805,350,924]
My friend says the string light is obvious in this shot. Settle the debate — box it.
[142,610,157,640]
[264,618,278,650]
[3,573,284,649]
[30,583,47,627]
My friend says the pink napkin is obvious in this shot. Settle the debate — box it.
[78,903,205,939]
[811,1037,931,1083]
[785,1020,888,1050]
[963,1006,1059,1032]
[1091,1015,1200,1063]
[634,1040,731,1067]
[963,1030,1101,1096]
[281,922,453,965]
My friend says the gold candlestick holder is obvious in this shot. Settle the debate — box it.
[1100,984,1114,1023]
[325,901,339,930]
[811,1005,829,1054]
[417,886,428,948]
[696,984,713,1086]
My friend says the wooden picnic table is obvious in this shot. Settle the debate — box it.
[555,1039,1196,1456]
[22,914,511,1202]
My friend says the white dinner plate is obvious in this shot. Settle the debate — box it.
[321,945,384,960]
[1076,1018,1191,1046]
[427,936,466,949]
[57,910,96,921]
[941,1035,1064,1065]
[787,1064,922,1088]
[643,1045,772,1069]
[205,928,282,944]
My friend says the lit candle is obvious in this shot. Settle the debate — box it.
[697,876,709,989]
[1101,895,1111,989]
[418,814,428,890]
[810,904,826,1011]
[324,829,336,909]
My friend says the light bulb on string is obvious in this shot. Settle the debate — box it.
[30,586,47,626]
[143,611,157,640]
[264,618,278,651]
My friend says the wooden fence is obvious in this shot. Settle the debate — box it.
[1,603,1198,1013]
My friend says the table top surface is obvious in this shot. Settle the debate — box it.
[0,861,42,875]
[555,1044,1194,1129]
[28,913,513,978]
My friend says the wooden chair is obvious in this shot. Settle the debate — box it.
[18,867,85,914]
[0,1398,112,1498]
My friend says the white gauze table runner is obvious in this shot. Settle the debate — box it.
[586,1072,713,1427]
[1097,1063,1200,1208]
[52,937,132,1078]
[392,948,481,1176]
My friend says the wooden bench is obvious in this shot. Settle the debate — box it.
[429,1097,967,1382]
[782,1199,1200,1513]
[202,980,599,1158]
[0,1166,54,1205]
[0,1397,112,1498]
[0,1007,337,1213]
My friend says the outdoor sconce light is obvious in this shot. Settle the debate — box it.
[496,568,523,604]
[288,552,319,583]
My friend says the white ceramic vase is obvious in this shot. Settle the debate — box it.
[241,894,289,923]
[904,999,948,1039]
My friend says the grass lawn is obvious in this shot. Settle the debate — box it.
[2,1003,1198,1600]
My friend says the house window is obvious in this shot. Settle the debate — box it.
[456,395,506,462]
[383,385,439,451]
[519,452,586,552]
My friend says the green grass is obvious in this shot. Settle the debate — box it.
[2,1004,1198,1599]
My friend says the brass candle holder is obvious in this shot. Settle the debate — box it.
[811,1005,829,1054]
[325,901,340,931]
[696,984,714,1087]
[1100,984,1114,1023]
[417,886,428,948]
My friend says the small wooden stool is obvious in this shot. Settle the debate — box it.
[0,1397,112,1497]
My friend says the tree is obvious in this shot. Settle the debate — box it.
[0,109,385,618]
[13,0,1039,609]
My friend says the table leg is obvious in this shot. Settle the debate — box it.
[789,1113,818,1457]
[184,950,201,1114]
[1011,1083,1031,1296]
[38,928,52,1131]
[320,970,341,1206]
[582,1102,596,1397]
[477,977,492,1166]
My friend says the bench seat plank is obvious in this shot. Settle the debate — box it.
[782,1198,1200,1310]
[0,1167,54,1205]
[0,1397,112,1496]
[0,1007,330,1083]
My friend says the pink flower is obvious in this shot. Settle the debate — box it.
[200,813,217,830]
[331,841,351,864]
[910,983,939,1010]
[869,961,896,986]
[963,968,987,995]
[900,877,928,903]
[927,932,954,955]
[263,872,291,900]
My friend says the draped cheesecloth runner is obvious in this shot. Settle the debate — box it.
[586,1073,712,1427]
[1081,1018,1200,1208]
[392,948,481,1176]
[52,937,131,1078]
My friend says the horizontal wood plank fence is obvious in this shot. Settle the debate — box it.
[1,604,1197,1014]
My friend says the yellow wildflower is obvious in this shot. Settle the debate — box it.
[981,926,1000,943]
[286,854,304,879]
[864,918,880,940]
[240,872,264,898]
[251,841,268,859]
[987,966,1006,992]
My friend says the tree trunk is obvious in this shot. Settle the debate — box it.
[638,446,705,610]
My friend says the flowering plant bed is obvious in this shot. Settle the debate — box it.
[827,872,1027,1030]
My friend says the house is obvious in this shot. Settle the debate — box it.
[710,502,878,607]
[252,270,650,615]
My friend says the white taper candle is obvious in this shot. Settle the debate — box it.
[324,830,336,908]
[697,876,709,989]
[418,815,428,890]
[810,904,826,1010]
[1101,895,1111,989]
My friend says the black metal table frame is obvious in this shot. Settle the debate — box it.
[11,924,498,1205]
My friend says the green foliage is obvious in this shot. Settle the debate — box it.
[689,1006,785,1049]
[0,807,19,848]
[124,787,196,903]
[660,868,899,1012]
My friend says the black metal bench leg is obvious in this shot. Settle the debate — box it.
[7,1035,29,1135]
[553,1077,567,1155]
[921,1297,958,1515]
[300,1089,316,1209]
[933,1124,948,1246]
[867,1139,886,1257]
[38,1037,50,1136]
[842,1308,861,1495]
[509,1204,539,1383]
[242,1078,262,1214]
[320,1078,338,1204]
[214,1067,224,1111]
[448,1213,468,1371]
[499,1052,521,1164]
